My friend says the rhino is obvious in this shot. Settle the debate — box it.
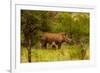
[40,32,72,49]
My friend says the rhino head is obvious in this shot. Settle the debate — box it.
[62,33,73,44]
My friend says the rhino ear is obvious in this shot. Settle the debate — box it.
[65,33,71,38]
[67,33,72,38]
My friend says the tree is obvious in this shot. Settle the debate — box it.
[21,10,41,62]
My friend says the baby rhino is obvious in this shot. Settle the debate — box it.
[40,32,72,49]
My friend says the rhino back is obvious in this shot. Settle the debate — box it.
[43,32,65,42]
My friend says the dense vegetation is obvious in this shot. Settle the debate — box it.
[21,10,90,63]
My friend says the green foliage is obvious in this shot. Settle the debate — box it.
[21,10,89,45]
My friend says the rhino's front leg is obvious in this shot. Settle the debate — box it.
[56,42,61,49]
[52,42,57,48]
[57,42,61,49]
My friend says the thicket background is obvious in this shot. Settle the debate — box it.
[21,10,90,63]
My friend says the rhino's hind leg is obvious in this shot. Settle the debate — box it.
[41,41,47,49]
[43,42,47,49]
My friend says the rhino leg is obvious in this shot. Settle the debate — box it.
[43,42,47,49]
[52,42,57,48]
[40,40,47,49]
[54,42,61,49]
[58,43,61,49]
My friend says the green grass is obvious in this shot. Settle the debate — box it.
[21,44,90,63]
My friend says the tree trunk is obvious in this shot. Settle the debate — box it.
[28,39,31,63]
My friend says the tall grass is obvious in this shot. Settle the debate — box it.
[21,44,89,63]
